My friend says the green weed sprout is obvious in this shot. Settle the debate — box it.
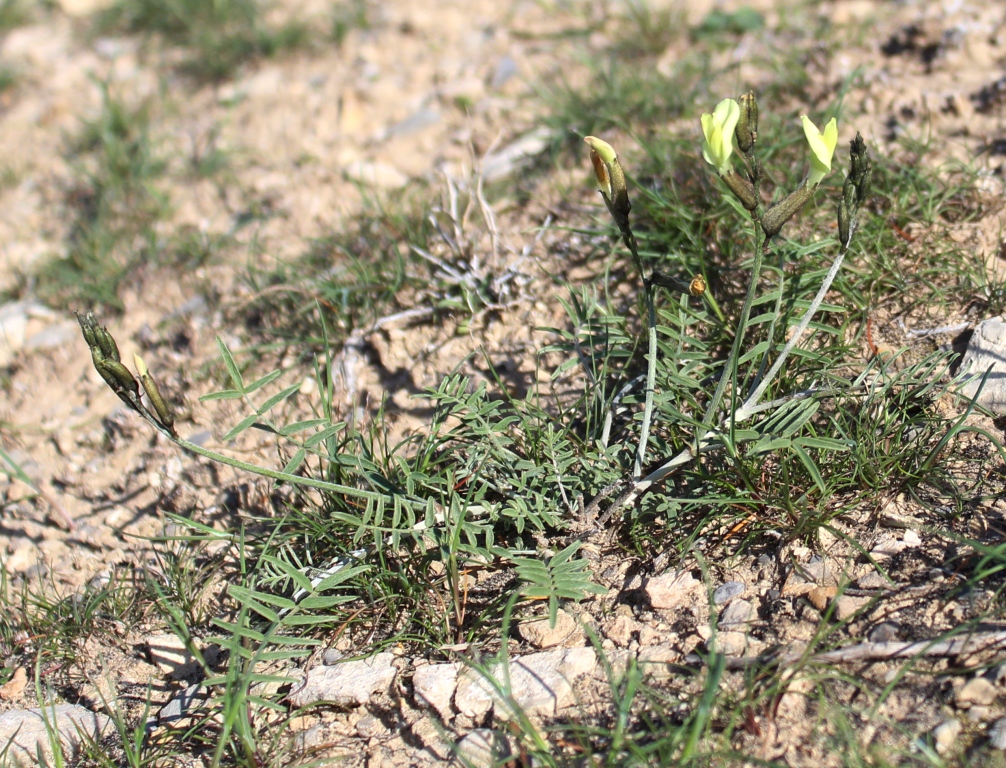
[584,91,872,519]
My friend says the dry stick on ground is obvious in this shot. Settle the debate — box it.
[715,630,1006,670]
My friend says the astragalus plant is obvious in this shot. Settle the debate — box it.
[580,91,872,526]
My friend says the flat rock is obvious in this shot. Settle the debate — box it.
[957,318,1006,411]
[456,728,514,768]
[481,128,552,182]
[644,570,700,610]
[158,684,207,726]
[0,704,110,766]
[454,647,596,719]
[343,161,409,190]
[957,676,998,708]
[713,581,745,605]
[719,598,752,628]
[412,662,459,721]
[289,652,397,708]
[518,609,581,648]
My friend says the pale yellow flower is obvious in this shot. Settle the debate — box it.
[701,99,741,176]
[801,115,838,187]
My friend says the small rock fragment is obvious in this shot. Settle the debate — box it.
[604,614,641,647]
[833,596,868,621]
[868,622,900,643]
[519,609,581,649]
[0,667,27,701]
[807,586,837,611]
[989,717,1006,750]
[932,718,961,755]
[957,676,998,708]
[0,705,110,765]
[719,598,752,628]
[412,662,459,721]
[644,570,699,610]
[457,729,514,768]
[713,581,745,605]
[288,653,397,707]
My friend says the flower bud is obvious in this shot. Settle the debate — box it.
[720,170,759,211]
[584,136,631,224]
[837,197,850,247]
[761,184,815,238]
[689,275,707,297]
[134,353,175,431]
[735,92,758,153]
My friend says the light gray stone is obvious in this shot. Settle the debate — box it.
[288,652,397,707]
[719,598,752,628]
[518,609,581,649]
[454,647,596,719]
[644,570,700,611]
[158,684,206,725]
[456,729,514,768]
[24,321,77,352]
[387,107,441,138]
[0,704,110,767]
[412,662,459,721]
[481,128,552,182]
[957,676,998,708]
[713,581,746,605]
[957,318,1006,411]
[989,717,1006,750]
[933,718,961,755]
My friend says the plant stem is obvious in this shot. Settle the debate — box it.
[634,282,658,480]
[697,225,767,445]
[737,245,848,421]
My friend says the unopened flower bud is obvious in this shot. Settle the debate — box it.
[735,91,758,153]
[584,136,631,225]
[837,198,850,247]
[134,354,175,431]
[689,275,707,297]
[720,170,759,211]
[761,184,815,238]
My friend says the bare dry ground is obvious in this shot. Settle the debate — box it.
[4,0,1006,765]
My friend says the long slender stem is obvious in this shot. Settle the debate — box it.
[697,226,767,446]
[634,283,658,480]
[127,395,411,506]
[737,245,848,421]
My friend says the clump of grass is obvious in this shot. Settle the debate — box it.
[97,0,310,81]
[35,81,167,309]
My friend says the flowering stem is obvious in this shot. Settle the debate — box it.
[737,243,849,421]
[634,282,658,480]
[697,224,767,445]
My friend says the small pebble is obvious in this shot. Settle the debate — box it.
[868,622,900,643]
[989,717,1006,750]
[932,718,961,755]
[713,581,745,605]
